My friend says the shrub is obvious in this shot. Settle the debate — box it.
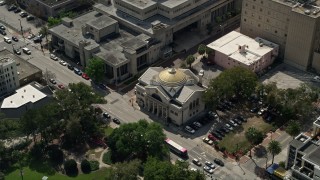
[89,160,99,171]
[48,147,64,165]
[64,159,78,176]
[29,143,45,160]
[279,161,285,168]
[81,159,91,174]
[102,151,112,165]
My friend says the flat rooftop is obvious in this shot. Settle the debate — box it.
[0,50,41,82]
[207,31,278,66]
[1,83,47,109]
[161,0,189,8]
[39,0,75,7]
[86,15,118,30]
[121,0,157,8]
[273,0,320,18]
[305,145,320,165]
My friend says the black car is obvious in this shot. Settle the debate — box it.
[13,8,21,13]
[20,12,28,17]
[214,158,224,166]
[0,25,5,30]
[250,107,259,113]
[67,64,74,70]
[12,36,18,42]
[33,36,42,43]
[211,132,223,140]
[235,115,246,122]
[112,118,121,124]
[7,5,17,11]
[221,103,231,110]
[233,118,242,125]
[190,124,200,130]
[216,129,225,137]
[103,112,111,119]
[221,127,230,133]
[26,16,35,21]
[13,49,21,55]
[0,30,6,35]
[99,83,108,90]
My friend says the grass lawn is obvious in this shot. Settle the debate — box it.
[104,126,114,137]
[218,116,273,153]
[6,167,111,180]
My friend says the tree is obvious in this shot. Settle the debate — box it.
[0,171,4,180]
[48,17,61,27]
[245,127,263,157]
[39,26,49,46]
[197,44,206,56]
[267,140,281,164]
[64,159,78,176]
[81,159,91,174]
[48,146,64,166]
[286,121,301,139]
[108,120,168,162]
[108,159,141,180]
[186,55,195,68]
[85,57,105,83]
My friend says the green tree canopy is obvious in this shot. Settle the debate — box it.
[245,127,264,157]
[144,157,205,180]
[85,57,105,83]
[197,44,206,56]
[108,159,141,180]
[108,120,168,162]
[267,140,281,164]
[203,66,258,108]
[186,55,195,68]
[286,121,301,139]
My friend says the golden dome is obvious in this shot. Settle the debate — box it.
[158,68,187,87]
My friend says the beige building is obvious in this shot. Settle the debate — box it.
[207,31,278,72]
[240,0,320,71]
[0,55,20,98]
[135,67,205,126]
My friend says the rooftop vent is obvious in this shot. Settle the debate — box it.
[21,96,24,98]
[304,10,311,15]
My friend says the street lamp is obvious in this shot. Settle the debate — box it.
[18,19,25,41]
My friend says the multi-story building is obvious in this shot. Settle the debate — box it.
[285,118,320,180]
[50,0,239,84]
[0,56,19,98]
[207,31,279,72]
[17,0,82,19]
[240,0,320,71]
[135,67,205,126]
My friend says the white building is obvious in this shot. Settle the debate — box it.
[207,31,279,72]
[0,56,20,98]
[135,67,205,126]
[0,82,52,118]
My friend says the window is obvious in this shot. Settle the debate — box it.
[189,103,192,110]
[244,18,247,22]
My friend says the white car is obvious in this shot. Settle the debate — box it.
[258,109,266,116]
[192,121,202,128]
[225,123,233,131]
[312,76,320,83]
[198,69,204,76]
[185,126,195,134]
[3,36,11,44]
[205,161,215,169]
[202,137,214,145]
[203,166,214,174]
[50,54,58,61]
[59,60,67,66]
[0,1,6,5]
[27,34,35,39]
[229,119,238,127]
[22,47,31,55]
[190,167,197,172]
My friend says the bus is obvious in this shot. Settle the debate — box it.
[165,138,188,157]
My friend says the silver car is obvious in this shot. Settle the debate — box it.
[185,126,195,134]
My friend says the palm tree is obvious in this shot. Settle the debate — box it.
[267,140,281,164]
[245,127,258,157]
[39,26,49,49]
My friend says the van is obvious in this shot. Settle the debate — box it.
[4,36,11,43]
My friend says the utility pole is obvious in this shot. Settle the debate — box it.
[18,19,25,42]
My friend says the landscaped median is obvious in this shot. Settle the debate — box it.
[217,116,274,157]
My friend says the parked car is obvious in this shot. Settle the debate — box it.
[216,129,225,137]
[13,8,21,13]
[26,16,35,21]
[211,132,223,140]
[216,104,225,111]
[67,64,74,70]
[74,68,82,76]
[0,24,5,30]
[50,54,58,61]
[220,127,230,134]
[198,69,204,76]
[82,73,90,80]
[33,36,42,43]
[0,1,6,6]
[203,166,213,174]
[192,121,202,129]
[112,118,121,124]
[4,36,11,44]
[205,161,215,169]
[12,36,18,42]
[250,107,259,113]
[7,5,17,11]
[13,49,21,55]
[190,167,197,172]
[19,11,28,17]
[103,112,111,119]
[185,126,195,134]
[0,29,6,35]
[27,34,35,39]
[225,123,233,131]
[202,137,214,145]
[214,158,224,166]
[312,76,320,83]
[229,119,238,127]
[208,134,219,141]
[233,118,242,125]
[235,115,246,122]
[99,83,108,90]
[258,109,266,116]
[22,47,31,55]
[208,111,219,119]
[58,84,65,89]
[59,60,67,66]
[192,158,202,166]
[49,79,56,84]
